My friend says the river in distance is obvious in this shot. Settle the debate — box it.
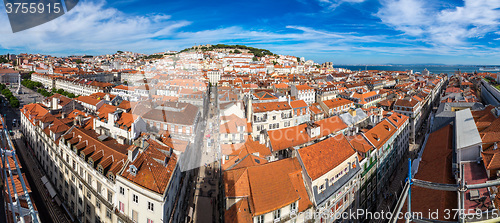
[334,65,500,75]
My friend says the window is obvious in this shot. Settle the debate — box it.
[107,190,113,202]
[290,202,297,211]
[119,201,125,213]
[133,194,138,203]
[132,210,138,223]
[257,215,264,223]
[97,182,102,194]
[273,209,281,220]
[106,208,112,219]
[148,201,154,211]
[96,200,101,209]
[120,187,125,195]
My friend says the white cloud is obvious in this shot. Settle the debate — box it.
[0,0,191,53]
[376,0,500,46]
[0,0,499,64]
[317,0,366,10]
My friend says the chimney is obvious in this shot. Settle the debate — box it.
[52,97,59,110]
[128,146,139,162]
[246,97,253,121]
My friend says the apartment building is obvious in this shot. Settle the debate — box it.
[247,101,293,140]
[363,113,409,195]
[339,91,382,108]
[207,69,221,85]
[94,107,147,145]
[20,103,185,223]
[116,137,183,223]
[223,158,313,223]
[32,72,56,89]
[266,116,348,161]
[219,114,248,145]
[290,100,310,126]
[394,97,422,143]
[296,134,360,223]
[0,68,20,84]
[141,103,200,140]
[319,98,354,116]
[54,78,113,96]
[291,84,315,105]
[348,135,377,216]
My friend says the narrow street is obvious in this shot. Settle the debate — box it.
[13,131,72,223]
[1,85,72,223]
[191,85,221,223]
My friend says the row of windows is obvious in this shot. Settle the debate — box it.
[121,187,155,211]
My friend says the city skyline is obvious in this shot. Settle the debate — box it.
[1,0,500,64]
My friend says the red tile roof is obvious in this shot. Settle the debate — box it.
[268,116,347,151]
[408,124,456,221]
[298,134,355,180]
[121,138,177,194]
[224,158,311,217]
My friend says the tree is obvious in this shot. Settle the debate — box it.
[57,89,64,94]
[234,49,241,54]
[9,98,19,108]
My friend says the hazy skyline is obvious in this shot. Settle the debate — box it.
[1,0,500,64]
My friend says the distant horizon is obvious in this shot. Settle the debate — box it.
[2,51,500,67]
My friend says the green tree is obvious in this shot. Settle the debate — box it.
[9,98,19,108]
[57,89,64,94]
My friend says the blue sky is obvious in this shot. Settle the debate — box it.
[1,0,500,64]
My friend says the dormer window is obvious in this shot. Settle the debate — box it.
[88,158,94,167]
[130,165,137,176]
[108,174,114,182]
[97,165,103,174]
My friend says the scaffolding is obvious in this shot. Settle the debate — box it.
[391,159,500,223]
[0,116,39,223]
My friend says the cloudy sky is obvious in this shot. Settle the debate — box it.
[1,0,500,64]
